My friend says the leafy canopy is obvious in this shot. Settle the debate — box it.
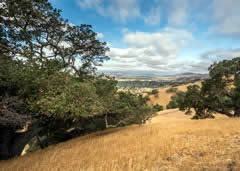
[178,57,240,119]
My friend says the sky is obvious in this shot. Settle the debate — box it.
[49,0,240,75]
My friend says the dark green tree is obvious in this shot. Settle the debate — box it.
[1,0,109,79]
[179,57,240,119]
[153,104,164,112]
[0,0,109,159]
[0,0,156,160]
[166,91,185,109]
[178,85,215,119]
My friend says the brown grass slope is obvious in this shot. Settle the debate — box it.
[1,82,240,170]
[147,82,201,108]
[1,110,240,170]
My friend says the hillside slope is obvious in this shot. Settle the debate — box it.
[1,110,239,170]
[147,82,201,108]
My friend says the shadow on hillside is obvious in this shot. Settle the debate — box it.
[91,125,139,137]
[93,127,125,137]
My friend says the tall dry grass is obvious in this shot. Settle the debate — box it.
[1,111,240,170]
[147,82,201,108]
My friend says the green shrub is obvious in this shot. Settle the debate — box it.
[152,89,159,95]
[153,104,164,112]
[166,101,178,109]
[166,91,185,109]
[166,87,178,93]
[148,89,159,97]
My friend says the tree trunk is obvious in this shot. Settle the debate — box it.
[211,108,233,117]
[104,114,109,129]
[36,135,44,149]
[104,114,126,129]
[0,123,40,160]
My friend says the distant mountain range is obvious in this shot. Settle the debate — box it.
[175,72,209,79]
[101,71,209,80]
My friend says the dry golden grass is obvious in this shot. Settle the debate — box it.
[147,82,201,108]
[1,109,240,171]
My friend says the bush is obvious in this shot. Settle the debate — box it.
[148,89,159,97]
[166,87,178,93]
[153,104,164,112]
[192,113,215,119]
[166,101,178,109]
[152,89,159,95]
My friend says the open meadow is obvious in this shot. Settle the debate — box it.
[1,109,240,170]
[147,82,201,108]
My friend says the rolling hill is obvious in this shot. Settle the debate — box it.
[147,81,201,108]
[1,82,240,170]
[1,110,239,170]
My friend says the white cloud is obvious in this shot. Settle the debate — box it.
[201,48,240,61]
[123,28,193,48]
[184,48,240,73]
[96,32,104,39]
[144,6,161,26]
[77,0,140,23]
[101,47,240,74]
[99,28,194,73]
[212,0,240,36]
[167,0,189,26]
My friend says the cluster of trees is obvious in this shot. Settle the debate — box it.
[118,78,202,88]
[166,91,185,109]
[167,57,240,119]
[117,80,171,88]
[0,0,154,160]
[148,89,159,97]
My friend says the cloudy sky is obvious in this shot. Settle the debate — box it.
[50,0,240,75]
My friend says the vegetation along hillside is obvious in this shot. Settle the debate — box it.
[146,82,201,109]
[1,0,240,170]
[0,0,154,160]
[1,113,240,170]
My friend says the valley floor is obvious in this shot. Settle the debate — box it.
[1,110,240,170]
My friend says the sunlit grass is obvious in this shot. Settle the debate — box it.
[1,113,240,170]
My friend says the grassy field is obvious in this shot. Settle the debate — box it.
[1,109,240,170]
[147,82,201,108]
[1,82,240,170]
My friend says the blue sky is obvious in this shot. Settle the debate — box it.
[50,0,240,75]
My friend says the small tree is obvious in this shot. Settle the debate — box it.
[166,87,178,93]
[148,89,159,97]
[179,85,215,119]
[153,104,164,112]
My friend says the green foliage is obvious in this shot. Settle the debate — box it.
[180,57,240,119]
[166,101,178,109]
[0,0,155,159]
[166,87,178,93]
[32,73,103,120]
[110,92,154,124]
[153,104,164,112]
[117,78,202,88]
[148,89,159,97]
[166,91,185,109]
[1,0,109,80]
[180,85,215,118]
[151,89,159,95]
